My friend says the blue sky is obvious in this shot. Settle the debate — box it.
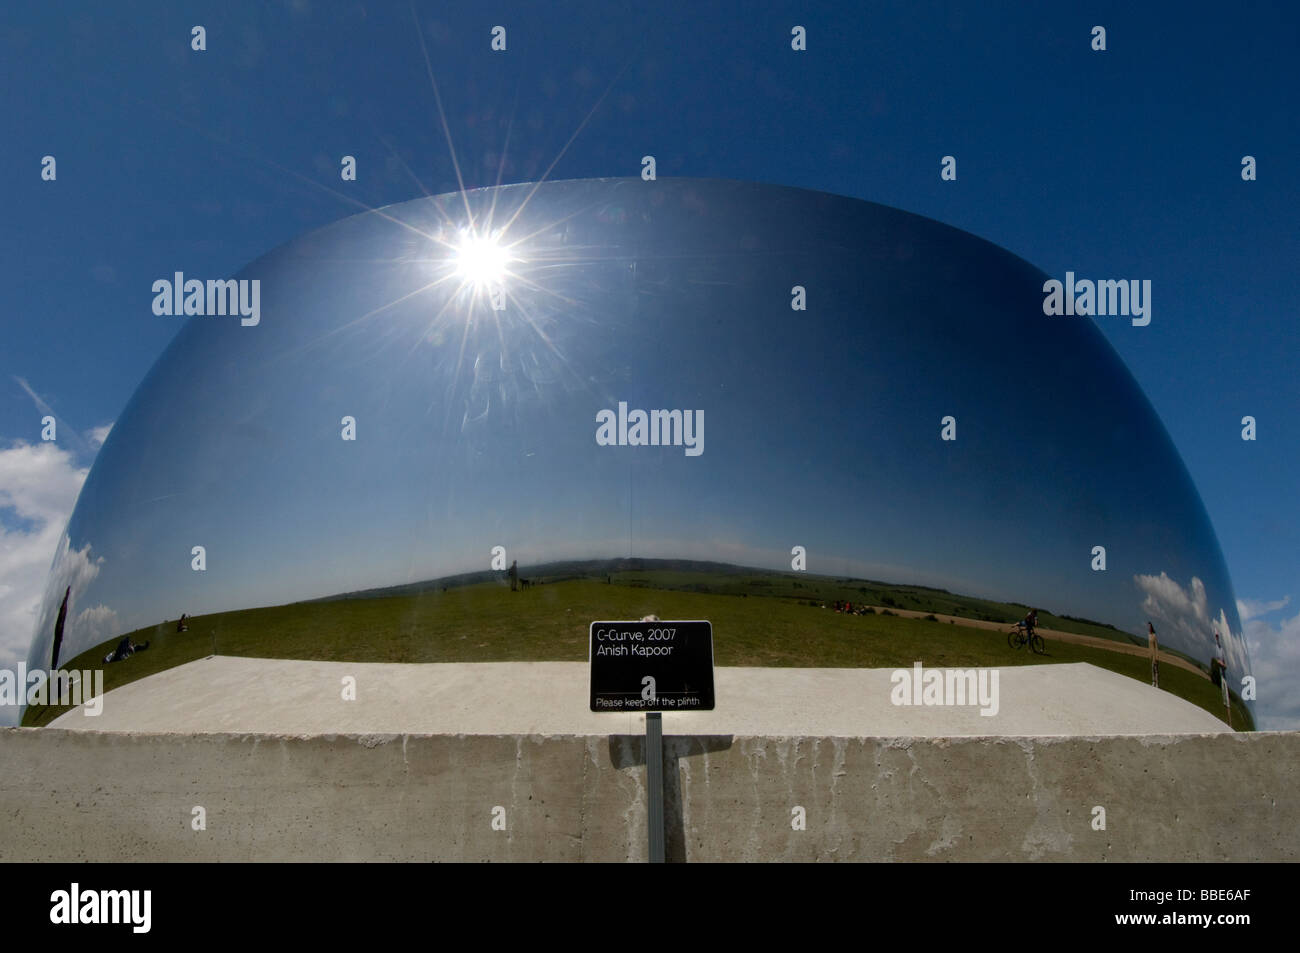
[2,1,1297,724]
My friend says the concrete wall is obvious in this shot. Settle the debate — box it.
[1,728,1295,862]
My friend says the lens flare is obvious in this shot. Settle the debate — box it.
[453,229,510,287]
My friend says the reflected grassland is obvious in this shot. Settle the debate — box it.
[24,567,1251,730]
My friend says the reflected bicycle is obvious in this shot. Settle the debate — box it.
[1007,623,1046,655]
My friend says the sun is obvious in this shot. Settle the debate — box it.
[453,229,510,288]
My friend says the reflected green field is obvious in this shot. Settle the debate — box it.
[24,571,1250,730]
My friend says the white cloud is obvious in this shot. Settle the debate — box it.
[0,440,86,529]
[87,423,113,449]
[1133,571,1248,676]
[1137,572,1300,730]
[0,441,90,725]
[1237,595,1290,622]
[1242,608,1300,730]
[73,604,119,646]
[27,533,105,665]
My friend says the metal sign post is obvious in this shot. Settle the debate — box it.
[588,619,714,863]
[646,711,665,863]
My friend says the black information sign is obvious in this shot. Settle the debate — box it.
[589,620,715,712]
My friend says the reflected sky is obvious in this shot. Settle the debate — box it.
[25,178,1251,685]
